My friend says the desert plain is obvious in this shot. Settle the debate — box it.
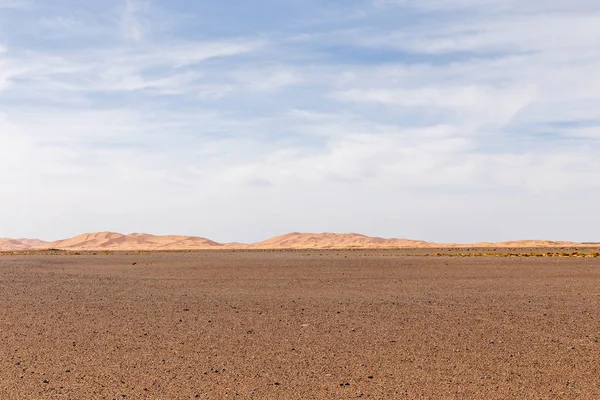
[1,246,599,400]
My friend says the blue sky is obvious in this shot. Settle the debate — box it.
[1,0,600,242]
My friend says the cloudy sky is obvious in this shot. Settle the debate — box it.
[1,0,599,243]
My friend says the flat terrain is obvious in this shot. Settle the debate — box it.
[1,251,599,399]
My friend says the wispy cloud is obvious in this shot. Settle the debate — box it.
[121,0,145,42]
[374,0,600,13]
[39,16,80,31]
[359,13,600,55]
[0,0,28,9]
[0,38,263,98]
[1,0,600,242]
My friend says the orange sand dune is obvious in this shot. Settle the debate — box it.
[0,232,592,251]
[249,232,431,249]
[468,240,578,248]
[222,242,251,248]
[247,233,586,249]
[0,238,47,251]
[39,232,222,250]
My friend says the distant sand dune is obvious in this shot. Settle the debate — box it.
[0,238,48,251]
[248,232,431,249]
[470,240,577,248]
[0,232,589,251]
[37,232,222,251]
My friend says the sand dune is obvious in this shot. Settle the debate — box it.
[0,238,47,251]
[0,232,591,251]
[469,240,577,248]
[222,242,251,248]
[39,232,222,250]
[249,232,431,249]
[248,233,579,249]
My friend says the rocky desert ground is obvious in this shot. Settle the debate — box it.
[1,249,599,399]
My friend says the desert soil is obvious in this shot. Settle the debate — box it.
[0,250,599,399]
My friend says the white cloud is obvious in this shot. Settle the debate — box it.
[39,16,79,31]
[207,111,595,193]
[0,0,27,8]
[236,68,302,92]
[329,2,600,144]
[0,39,262,98]
[1,0,600,242]
[374,0,600,13]
[335,85,536,130]
[564,126,600,139]
[195,84,234,99]
[121,0,145,42]
[359,13,600,55]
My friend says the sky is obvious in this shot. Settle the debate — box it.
[1,0,600,243]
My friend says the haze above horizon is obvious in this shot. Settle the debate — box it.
[1,0,599,243]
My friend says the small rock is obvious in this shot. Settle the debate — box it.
[274,382,280,386]
[43,380,49,384]
[489,340,495,344]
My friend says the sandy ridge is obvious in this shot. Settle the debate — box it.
[35,232,222,251]
[0,232,590,251]
[0,238,48,250]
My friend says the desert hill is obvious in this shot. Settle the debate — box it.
[470,240,577,248]
[0,232,590,251]
[0,238,47,251]
[249,232,431,249]
[39,232,222,250]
